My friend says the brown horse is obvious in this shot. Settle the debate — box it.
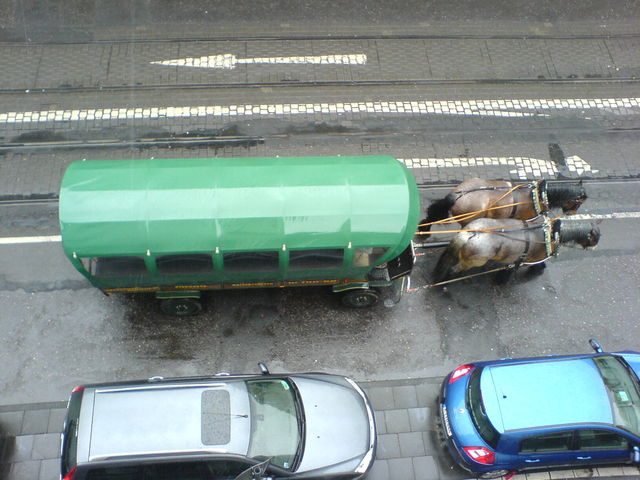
[432,216,600,284]
[419,179,586,232]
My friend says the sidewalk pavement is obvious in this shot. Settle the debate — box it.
[2,377,640,480]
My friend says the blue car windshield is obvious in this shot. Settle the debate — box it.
[467,368,500,448]
[593,356,640,436]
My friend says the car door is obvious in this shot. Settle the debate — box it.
[573,428,631,466]
[516,431,578,470]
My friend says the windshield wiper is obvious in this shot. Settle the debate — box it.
[290,381,306,471]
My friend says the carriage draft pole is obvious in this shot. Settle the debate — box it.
[410,240,520,290]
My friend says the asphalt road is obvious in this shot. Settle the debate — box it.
[1,8,640,479]
[0,181,638,406]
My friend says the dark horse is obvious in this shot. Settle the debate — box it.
[419,178,587,232]
[432,216,600,284]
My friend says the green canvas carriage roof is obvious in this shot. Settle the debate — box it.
[59,156,420,259]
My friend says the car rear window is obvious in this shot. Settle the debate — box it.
[467,368,501,449]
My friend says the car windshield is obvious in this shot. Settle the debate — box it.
[467,368,500,449]
[246,379,303,470]
[593,356,640,436]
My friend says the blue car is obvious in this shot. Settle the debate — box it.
[437,340,640,478]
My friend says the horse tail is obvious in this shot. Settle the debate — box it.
[420,194,456,232]
[432,243,459,283]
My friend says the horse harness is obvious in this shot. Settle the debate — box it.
[521,217,559,265]
[453,181,547,218]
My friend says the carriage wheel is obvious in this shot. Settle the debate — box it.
[341,289,379,308]
[160,298,202,316]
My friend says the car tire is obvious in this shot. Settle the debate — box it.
[341,289,379,308]
[478,469,512,479]
[160,298,202,316]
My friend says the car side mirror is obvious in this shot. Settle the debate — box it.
[589,338,603,353]
[631,446,640,464]
[258,362,270,375]
[235,458,272,480]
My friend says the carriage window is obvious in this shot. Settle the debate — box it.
[352,247,389,267]
[80,256,147,278]
[289,249,344,270]
[223,251,279,273]
[156,254,213,275]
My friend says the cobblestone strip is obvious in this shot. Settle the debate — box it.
[0,97,638,125]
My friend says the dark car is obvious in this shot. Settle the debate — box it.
[438,340,640,478]
[60,364,376,480]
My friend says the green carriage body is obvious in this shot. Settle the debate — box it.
[59,155,420,309]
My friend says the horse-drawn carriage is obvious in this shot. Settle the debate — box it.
[59,155,597,314]
[59,155,420,315]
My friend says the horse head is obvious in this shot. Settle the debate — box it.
[561,182,588,214]
[558,220,600,249]
[579,224,601,249]
[545,181,588,214]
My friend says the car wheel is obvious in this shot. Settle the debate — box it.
[341,289,379,308]
[160,298,202,316]
[478,469,512,479]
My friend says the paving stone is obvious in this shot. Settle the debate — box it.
[525,471,551,480]
[549,469,575,478]
[387,457,415,480]
[367,459,390,480]
[0,412,24,437]
[432,453,468,480]
[415,382,440,406]
[398,431,426,457]
[8,460,41,480]
[385,409,411,434]
[39,458,59,480]
[367,387,396,411]
[571,468,593,478]
[412,456,439,480]
[47,409,66,434]
[392,385,419,409]
[31,434,60,460]
[622,465,640,475]
[0,463,10,478]
[8,435,34,462]
[408,407,430,432]
[21,410,49,435]
[377,434,401,460]
[422,430,444,456]
[596,465,625,476]
[374,413,387,435]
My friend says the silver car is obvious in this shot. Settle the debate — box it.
[60,364,376,480]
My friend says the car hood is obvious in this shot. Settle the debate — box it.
[292,376,371,473]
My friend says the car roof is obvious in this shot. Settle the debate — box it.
[81,380,251,462]
[481,357,612,433]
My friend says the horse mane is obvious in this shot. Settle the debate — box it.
[557,220,595,244]
[545,182,586,206]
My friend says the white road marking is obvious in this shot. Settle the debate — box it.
[150,53,367,69]
[564,212,640,221]
[1,212,638,246]
[0,235,61,244]
[1,97,638,124]
[399,155,598,180]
